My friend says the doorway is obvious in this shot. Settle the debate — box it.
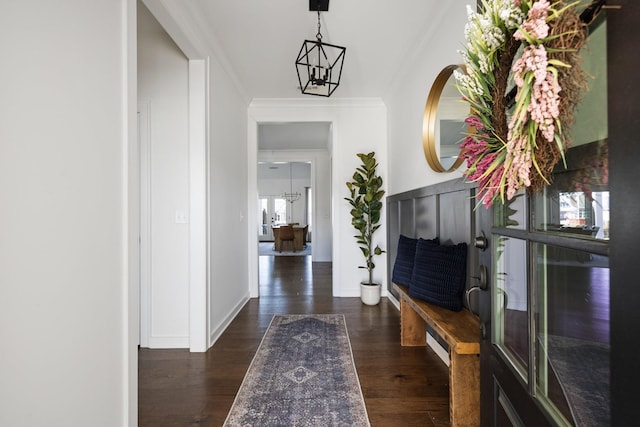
[137,2,208,352]
[251,122,333,297]
[258,161,312,240]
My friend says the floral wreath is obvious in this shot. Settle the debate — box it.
[455,0,587,207]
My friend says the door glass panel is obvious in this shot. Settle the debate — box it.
[533,155,609,241]
[532,14,608,241]
[273,198,287,225]
[493,236,529,380]
[534,243,610,426]
[495,191,527,230]
[258,196,288,241]
[258,198,269,238]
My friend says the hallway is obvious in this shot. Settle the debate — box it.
[139,256,450,426]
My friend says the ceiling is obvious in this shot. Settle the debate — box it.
[143,0,449,101]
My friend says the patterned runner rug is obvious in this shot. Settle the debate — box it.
[223,314,370,426]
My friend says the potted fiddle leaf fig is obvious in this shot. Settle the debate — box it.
[345,151,385,305]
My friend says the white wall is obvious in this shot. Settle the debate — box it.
[0,1,134,425]
[385,2,469,195]
[138,3,190,348]
[248,99,387,297]
[208,54,251,346]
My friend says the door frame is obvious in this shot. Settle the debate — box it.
[138,102,151,349]
[248,121,334,298]
[136,0,211,353]
[137,60,209,352]
[187,59,209,352]
[608,1,640,424]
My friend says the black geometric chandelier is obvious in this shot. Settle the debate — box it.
[295,0,346,97]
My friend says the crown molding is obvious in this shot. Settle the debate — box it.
[249,97,386,110]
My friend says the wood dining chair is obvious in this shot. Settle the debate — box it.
[278,225,295,252]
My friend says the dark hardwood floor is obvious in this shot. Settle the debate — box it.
[139,255,450,426]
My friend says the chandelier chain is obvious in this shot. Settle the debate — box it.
[316,10,322,41]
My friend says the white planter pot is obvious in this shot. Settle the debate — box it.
[360,283,381,305]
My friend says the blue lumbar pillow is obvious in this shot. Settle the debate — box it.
[409,240,468,311]
[392,236,438,287]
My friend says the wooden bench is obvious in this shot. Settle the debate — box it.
[394,283,480,427]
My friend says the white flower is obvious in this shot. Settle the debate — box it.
[455,70,484,97]
[478,55,491,74]
[482,26,505,51]
[499,7,526,29]
[466,4,475,19]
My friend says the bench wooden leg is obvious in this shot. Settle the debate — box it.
[449,352,480,427]
[400,298,427,346]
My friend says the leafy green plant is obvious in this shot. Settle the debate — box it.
[345,152,385,286]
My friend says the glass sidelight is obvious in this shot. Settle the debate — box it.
[491,189,610,426]
[534,244,610,426]
[492,192,530,380]
[493,236,529,381]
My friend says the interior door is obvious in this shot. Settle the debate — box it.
[479,5,612,426]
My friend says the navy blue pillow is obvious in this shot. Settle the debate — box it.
[392,236,439,286]
[409,241,468,311]
[391,235,417,286]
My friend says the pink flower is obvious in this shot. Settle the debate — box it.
[504,134,533,199]
[514,1,550,41]
[465,115,484,130]
[512,45,548,86]
[510,44,560,143]
[462,136,505,208]
[477,165,505,208]
[528,70,561,142]
[528,1,551,20]
[461,134,491,155]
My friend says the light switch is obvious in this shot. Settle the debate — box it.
[175,210,188,224]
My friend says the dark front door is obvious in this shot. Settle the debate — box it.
[475,3,636,425]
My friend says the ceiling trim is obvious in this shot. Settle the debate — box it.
[249,97,386,110]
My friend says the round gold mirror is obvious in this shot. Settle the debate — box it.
[423,65,467,172]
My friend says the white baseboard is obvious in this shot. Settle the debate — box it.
[208,295,250,348]
[427,332,450,367]
[146,336,190,349]
[387,292,400,310]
